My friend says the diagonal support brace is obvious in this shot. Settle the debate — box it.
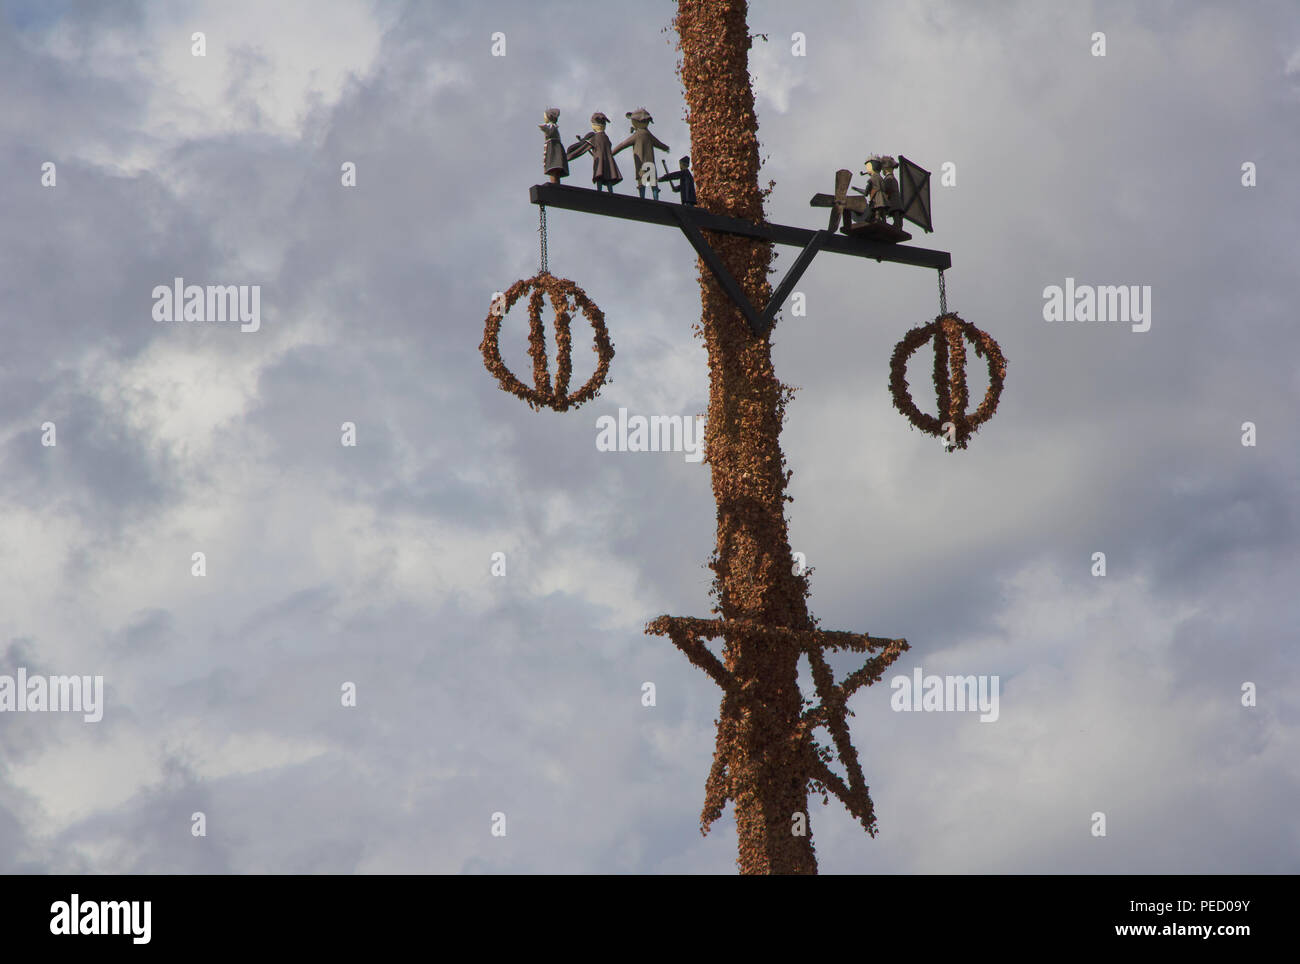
[758,229,829,335]
[668,205,765,335]
[669,207,830,338]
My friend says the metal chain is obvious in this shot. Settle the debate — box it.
[538,205,549,275]
[938,269,948,315]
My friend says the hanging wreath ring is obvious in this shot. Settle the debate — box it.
[480,272,614,412]
[888,312,1007,451]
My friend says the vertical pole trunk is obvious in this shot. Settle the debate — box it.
[675,0,818,875]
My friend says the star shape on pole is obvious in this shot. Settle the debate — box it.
[645,614,909,837]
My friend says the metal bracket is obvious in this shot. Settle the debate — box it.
[528,183,952,339]
[668,205,763,335]
[668,205,832,337]
[758,229,829,335]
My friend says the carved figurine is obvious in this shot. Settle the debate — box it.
[613,108,669,200]
[861,156,888,222]
[566,112,622,192]
[811,164,914,243]
[539,108,569,184]
[878,156,903,228]
[660,155,696,205]
[859,155,904,227]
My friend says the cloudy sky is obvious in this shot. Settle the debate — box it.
[1,0,1297,874]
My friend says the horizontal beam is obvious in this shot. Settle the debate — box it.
[530,183,952,270]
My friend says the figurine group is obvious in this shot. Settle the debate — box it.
[539,107,694,205]
[854,155,903,229]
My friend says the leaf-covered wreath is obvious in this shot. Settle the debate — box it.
[888,313,1007,451]
[480,273,614,413]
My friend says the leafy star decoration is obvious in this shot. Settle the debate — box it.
[646,614,909,836]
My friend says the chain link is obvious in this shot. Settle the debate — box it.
[938,269,948,315]
[538,205,549,275]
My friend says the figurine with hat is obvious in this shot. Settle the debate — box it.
[612,108,670,200]
[861,155,903,228]
[660,155,696,206]
[566,112,623,193]
[539,108,569,184]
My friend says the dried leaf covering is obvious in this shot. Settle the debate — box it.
[659,0,904,876]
